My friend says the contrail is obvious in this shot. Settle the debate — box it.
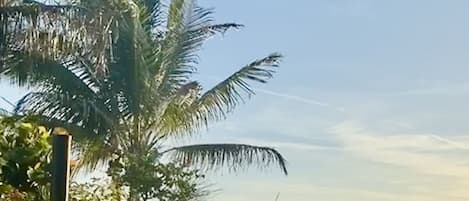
[254,88,345,112]
[200,74,344,111]
[254,88,330,106]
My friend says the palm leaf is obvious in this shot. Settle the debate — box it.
[153,50,280,139]
[27,114,100,141]
[2,51,99,91]
[74,139,115,171]
[192,23,244,37]
[0,3,87,53]
[154,1,242,94]
[162,143,288,175]
[0,108,10,116]
[191,53,281,124]
[0,1,116,76]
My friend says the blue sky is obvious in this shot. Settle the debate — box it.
[3,0,469,200]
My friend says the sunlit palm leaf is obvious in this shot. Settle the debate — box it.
[155,53,281,137]
[192,53,281,124]
[162,143,288,175]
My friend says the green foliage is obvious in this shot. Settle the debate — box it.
[110,153,206,201]
[69,179,126,201]
[0,116,206,201]
[0,117,51,200]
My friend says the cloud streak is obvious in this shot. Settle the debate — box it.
[332,121,469,178]
[200,74,343,111]
[254,88,345,112]
[254,88,330,106]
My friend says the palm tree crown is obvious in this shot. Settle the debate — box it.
[0,0,287,175]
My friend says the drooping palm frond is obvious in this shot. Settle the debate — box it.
[28,114,97,140]
[10,54,100,117]
[0,3,86,55]
[162,143,288,175]
[2,51,99,91]
[0,0,117,76]
[73,138,116,171]
[15,91,116,138]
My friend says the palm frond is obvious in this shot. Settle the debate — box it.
[193,53,282,123]
[192,23,244,38]
[0,107,10,116]
[74,139,114,171]
[154,53,281,137]
[154,1,230,94]
[0,1,116,76]
[2,51,99,92]
[138,0,163,34]
[0,3,87,54]
[162,143,288,175]
[15,91,113,140]
[27,114,99,141]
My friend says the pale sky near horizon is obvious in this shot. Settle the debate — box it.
[3,0,469,200]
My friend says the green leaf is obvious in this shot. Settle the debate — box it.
[162,143,288,175]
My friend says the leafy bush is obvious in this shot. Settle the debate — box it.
[0,116,207,201]
[0,117,51,200]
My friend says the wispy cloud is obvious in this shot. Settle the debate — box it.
[332,121,469,178]
[301,120,469,201]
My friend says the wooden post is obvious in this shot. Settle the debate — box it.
[51,128,71,201]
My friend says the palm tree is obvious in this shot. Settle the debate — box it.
[1,0,287,198]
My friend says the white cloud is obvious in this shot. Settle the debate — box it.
[332,121,469,178]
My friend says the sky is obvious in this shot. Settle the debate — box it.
[3,0,469,200]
